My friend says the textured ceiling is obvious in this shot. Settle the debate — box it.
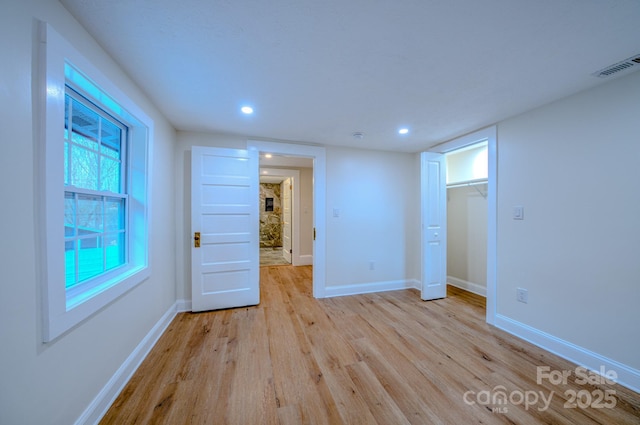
[60,0,640,152]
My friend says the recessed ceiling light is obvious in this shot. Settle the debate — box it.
[398,128,409,135]
[241,106,254,114]
[265,154,272,158]
[352,132,364,140]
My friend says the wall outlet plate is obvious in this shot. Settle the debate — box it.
[516,287,528,303]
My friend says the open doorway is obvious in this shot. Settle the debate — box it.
[249,140,327,298]
[258,166,302,266]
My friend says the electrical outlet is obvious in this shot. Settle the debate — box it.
[516,287,528,303]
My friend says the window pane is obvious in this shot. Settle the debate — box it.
[101,143,120,159]
[65,240,76,288]
[71,145,98,190]
[64,192,75,237]
[101,118,121,154]
[62,87,131,294]
[105,232,125,271]
[78,236,104,282]
[77,194,103,235]
[64,141,69,185]
[100,156,120,192]
[105,198,125,231]
[70,97,99,150]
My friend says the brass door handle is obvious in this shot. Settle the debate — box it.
[194,232,201,248]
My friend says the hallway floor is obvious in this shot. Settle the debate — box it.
[260,247,290,266]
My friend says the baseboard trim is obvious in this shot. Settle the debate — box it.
[325,279,420,298]
[494,314,640,393]
[297,254,313,266]
[447,276,486,297]
[74,302,178,425]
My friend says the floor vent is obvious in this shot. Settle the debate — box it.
[593,54,640,78]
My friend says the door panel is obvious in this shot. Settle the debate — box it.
[191,146,259,312]
[421,152,447,300]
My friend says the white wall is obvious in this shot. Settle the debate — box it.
[496,70,640,371]
[447,185,488,294]
[446,144,488,184]
[325,147,421,288]
[0,1,177,424]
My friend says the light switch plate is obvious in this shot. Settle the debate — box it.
[513,205,524,220]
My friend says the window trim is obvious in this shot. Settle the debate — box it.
[38,22,153,342]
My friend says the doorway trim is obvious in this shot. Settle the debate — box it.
[259,168,301,265]
[428,126,497,325]
[248,140,326,298]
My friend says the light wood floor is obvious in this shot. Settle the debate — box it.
[100,266,640,424]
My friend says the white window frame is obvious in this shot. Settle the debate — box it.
[37,22,152,342]
[64,86,129,298]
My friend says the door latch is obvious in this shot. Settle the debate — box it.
[194,232,201,248]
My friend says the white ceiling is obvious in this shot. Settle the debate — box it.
[60,0,640,153]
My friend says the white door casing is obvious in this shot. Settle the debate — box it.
[421,152,447,300]
[248,140,326,298]
[426,125,497,324]
[191,146,259,312]
[281,177,292,263]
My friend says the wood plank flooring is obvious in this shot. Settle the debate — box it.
[100,266,640,424]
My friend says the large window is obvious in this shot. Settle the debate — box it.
[64,87,128,291]
[39,23,151,341]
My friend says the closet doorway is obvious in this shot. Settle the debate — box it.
[424,126,497,324]
[445,143,488,300]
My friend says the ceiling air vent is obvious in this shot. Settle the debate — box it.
[592,54,640,78]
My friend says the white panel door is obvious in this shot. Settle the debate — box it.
[191,146,259,312]
[281,177,292,263]
[421,152,447,300]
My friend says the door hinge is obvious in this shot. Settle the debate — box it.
[194,232,201,248]
[313,228,316,241]
[290,249,293,254]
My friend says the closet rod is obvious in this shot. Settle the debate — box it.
[446,179,488,189]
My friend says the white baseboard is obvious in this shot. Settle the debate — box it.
[325,279,420,298]
[74,302,179,425]
[447,276,486,297]
[495,314,640,393]
[296,254,313,266]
